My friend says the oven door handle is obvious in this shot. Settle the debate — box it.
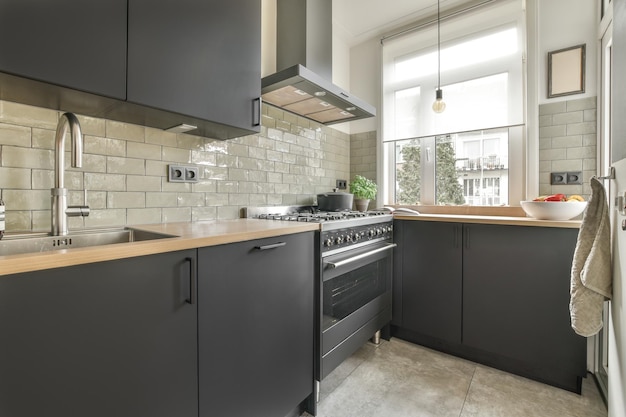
[325,243,397,269]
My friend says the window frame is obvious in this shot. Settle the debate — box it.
[380,0,527,207]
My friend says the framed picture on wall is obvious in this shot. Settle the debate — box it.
[547,44,586,98]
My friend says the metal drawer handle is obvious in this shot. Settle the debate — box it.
[186,257,196,305]
[325,243,397,269]
[254,241,287,251]
[252,97,262,126]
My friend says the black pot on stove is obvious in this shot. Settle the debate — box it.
[317,190,354,212]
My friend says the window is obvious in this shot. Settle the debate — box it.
[382,0,525,206]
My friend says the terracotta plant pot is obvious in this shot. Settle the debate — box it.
[354,198,370,212]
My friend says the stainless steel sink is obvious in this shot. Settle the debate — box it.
[0,228,177,256]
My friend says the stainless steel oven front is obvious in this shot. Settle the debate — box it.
[318,220,395,382]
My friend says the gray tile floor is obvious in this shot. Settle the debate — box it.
[309,338,607,417]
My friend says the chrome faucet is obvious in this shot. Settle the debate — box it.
[51,113,89,236]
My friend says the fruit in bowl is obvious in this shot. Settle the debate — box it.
[533,193,585,202]
[521,194,587,220]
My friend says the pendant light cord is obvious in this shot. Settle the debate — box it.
[437,0,441,90]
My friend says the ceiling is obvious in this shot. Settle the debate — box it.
[332,0,471,46]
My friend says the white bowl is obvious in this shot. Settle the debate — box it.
[520,200,587,220]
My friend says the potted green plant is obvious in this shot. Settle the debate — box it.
[349,175,377,212]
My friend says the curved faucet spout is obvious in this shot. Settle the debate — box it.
[54,112,83,189]
[51,113,85,236]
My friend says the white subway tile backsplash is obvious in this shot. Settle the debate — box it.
[0,123,31,146]
[127,142,161,161]
[127,175,161,192]
[107,192,146,209]
[85,173,126,191]
[127,208,162,225]
[146,192,178,208]
[0,101,58,129]
[85,209,127,228]
[162,207,191,223]
[0,167,32,189]
[106,120,145,142]
[2,146,53,169]
[4,189,49,210]
[191,206,217,221]
[0,99,353,230]
[107,156,146,175]
[539,97,597,200]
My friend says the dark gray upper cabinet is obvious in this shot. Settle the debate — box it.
[0,0,261,139]
[0,250,198,417]
[198,232,315,417]
[0,0,126,99]
[127,0,261,135]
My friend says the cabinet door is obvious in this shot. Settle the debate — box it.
[128,0,261,132]
[463,224,586,378]
[399,220,463,344]
[0,0,126,99]
[0,250,198,417]
[198,232,314,417]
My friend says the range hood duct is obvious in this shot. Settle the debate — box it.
[262,0,376,125]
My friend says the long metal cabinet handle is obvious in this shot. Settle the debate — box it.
[186,257,196,305]
[325,243,397,269]
[254,241,287,251]
[252,97,261,126]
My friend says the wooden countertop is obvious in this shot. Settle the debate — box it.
[393,213,582,228]
[0,214,580,277]
[0,220,319,277]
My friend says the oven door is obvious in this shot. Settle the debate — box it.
[320,241,395,378]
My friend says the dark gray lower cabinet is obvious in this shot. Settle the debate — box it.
[462,223,585,391]
[393,220,586,393]
[394,220,462,344]
[0,250,198,417]
[198,232,315,417]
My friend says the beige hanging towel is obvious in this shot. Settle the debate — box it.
[570,177,612,337]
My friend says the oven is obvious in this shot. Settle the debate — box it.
[242,206,395,403]
[319,219,395,380]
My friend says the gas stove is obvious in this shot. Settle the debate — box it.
[243,205,392,231]
[243,205,394,255]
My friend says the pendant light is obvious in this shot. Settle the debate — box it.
[432,0,446,113]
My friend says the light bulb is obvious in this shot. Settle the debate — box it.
[432,89,446,113]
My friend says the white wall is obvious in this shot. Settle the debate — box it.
[261,0,277,78]
[536,0,598,104]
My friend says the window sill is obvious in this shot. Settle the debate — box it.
[390,205,526,217]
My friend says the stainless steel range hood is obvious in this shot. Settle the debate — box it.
[261,0,376,125]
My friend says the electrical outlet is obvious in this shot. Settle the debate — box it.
[566,171,582,185]
[185,167,199,182]
[336,179,347,190]
[169,165,199,183]
[169,165,186,182]
[550,172,567,185]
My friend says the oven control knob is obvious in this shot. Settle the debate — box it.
[325,238,334,247]
[376,228,383,235]
[368,229,376,237]
[336,235,344,244]
[352,233,360,242]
